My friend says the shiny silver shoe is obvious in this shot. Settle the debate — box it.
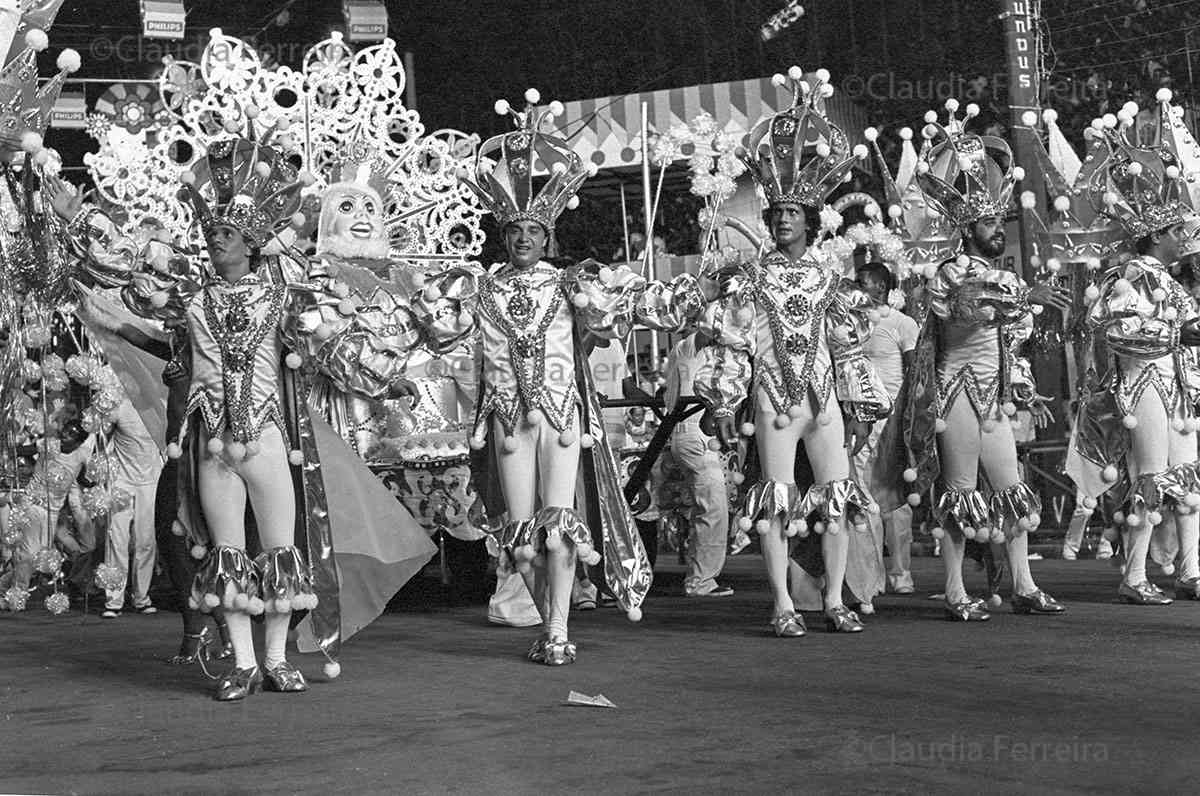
[526,637,548,663]
[1174,577,1200,600]
[824,604,864,633]
[167,628,210,665]
[263,661,308,692]
[1011,590,1065,614]
[944,597,991,622]
[214,666,262,701]
[1118,581,1173,605]
[770,610,806,637]
[543,640,577,666]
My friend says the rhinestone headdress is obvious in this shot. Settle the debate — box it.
[743,66,862,210]
[914,99,1016,229]
[462,88,591,231]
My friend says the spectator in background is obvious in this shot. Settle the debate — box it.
[101,397,164,618]
[613,232,647,263]
[855,262,919,594]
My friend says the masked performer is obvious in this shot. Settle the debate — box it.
[51,133,425,700]
[876,102,1069,621]
[416,92,703,664]
[700,68,891,637]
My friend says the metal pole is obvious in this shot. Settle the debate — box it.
[404,51,417,111]
[640,102,659,373]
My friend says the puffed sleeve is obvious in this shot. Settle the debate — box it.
[692,271,756,418]
[410,263,483,355]
[66,206,198,325]
[571,263,706,339]
[1088,260,1181,360]
[826,279,891,422]
[928,256,1031,326]
[283,284,422,401]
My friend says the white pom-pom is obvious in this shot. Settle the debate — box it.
[549,100,565,117]
[166,442,182,460]
[1127,162,1143,177]
[1125,513,1142,528]
[579,433,595,449]
[902,468,918,483]
[226,441,246,462]
[1148,510,1163,526]
[1012,165,1025,181]
[787,65,805,81]
[815,67,830,82]
[1084,285,1101,303]
[739,422,756,437]
[56,49,82,74]
[24,29,48,51]
[1020,191,1037,210]
[501,436,519,454]
[1113,278,1133,296]
[626,605,643,622]
[1021,110,1037,127]
[203,593,220,609]
[771,73,787,87]
[179,170,196,186]
[957,154,974,172]
[853,144,868,160]
[931,526,945,540]
[468,435,486,450]
[786,404,804,420]
[1151,287,1167,302]
[1166,165,1181,180]
[773,414,791,430]
[289,450,304,466]
[1102,113,1117,129]
[1043,109,1059,124]
[982,419,997,433]
[907,493,922,507]
[290,211,307,228]
[935,418,948,433]
[558,430,577,447]
[956,253,971,268]
[963,527,977,540]
[1102,465,1119,483]
[206,437,224,455]
[524,87,541,105]
[337,298,357,316]
[1002,401,1017,417]
[571,292,590,309]
[323,661,341,679]
[20,131,42,153]
[285,352,303,370]
[706,438,722,453]
[923,263,938,280]
[254,161,272,178]
[945,98,960,112]
[1082,496,1097,510]
[1046,257,1062,274]
[1113,511,1126,526]
[494,99,511,115]
[566,195,580,210]
[191,544,207,560]
[816,142,831,158]
[1122,415,1138,430]
[1053,195,1071,213]
[965,103,980,117]
[864,127,879,142]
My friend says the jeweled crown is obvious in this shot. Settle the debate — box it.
[915,99,1016,229]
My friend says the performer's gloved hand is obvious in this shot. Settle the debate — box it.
[1028,394,1055,429]
[844,418,872,456]
[45,175,85,222]
[1027,282,1072,313]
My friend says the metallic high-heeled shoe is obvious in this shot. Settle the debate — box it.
[944,597,991,622]
[167,629,210,665]
[770,610,806,637]
[543,640,577,666]
[1011,590,1065,614]
[824,604,864,633]
[526,637,548,663]
[214,666,262,701]
[1118,581,1173,605]
[263,661,308,692]
[1174,577,1200,600]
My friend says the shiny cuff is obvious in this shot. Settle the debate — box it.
[990,482,1042,536]
[255,545,318,613]
[189,546,263,615]
[934,488,992,539]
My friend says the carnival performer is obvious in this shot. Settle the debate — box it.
[700,68,891,637]
[49,132,424,700]
[876,102,1070,621]
[1068,101,1200,604]
[416,91,704,664]
[854,262,918,593]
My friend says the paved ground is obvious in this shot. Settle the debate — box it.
[1,555,1195,795]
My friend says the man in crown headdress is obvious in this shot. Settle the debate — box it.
[1068,93,1200,605]
[699,67,891,637]
[416,90,704,664]
[48,132,432,700]
[875,101,1070,621]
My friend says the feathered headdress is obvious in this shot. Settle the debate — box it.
[179,135,310,248]
[915,99,1016,229]
[462,88,591,231]
[743,66,865,209]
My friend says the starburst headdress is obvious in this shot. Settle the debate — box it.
[1086,91,1188,240]
[914,99,1016,229]
[462,88,591,232]
[743,66,865,210]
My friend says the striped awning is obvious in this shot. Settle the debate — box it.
[543,75,868,170]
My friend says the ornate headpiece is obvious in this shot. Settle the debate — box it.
[743,66,864,210]
[1086,94,1186,240]
[865,122,959,273]
[0,27,79,152]
[178,135,308,248]
[462,88,591,232]
[914,99,1015,229]
[1017,108,1122,265]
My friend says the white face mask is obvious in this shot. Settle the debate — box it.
[317,184,390,259]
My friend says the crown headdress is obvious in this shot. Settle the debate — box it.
[1086,94,1186,240]
[865,122,960,272]
[463,88,591,231]
[914,100,1015,229]
[0,26,79,152]
[178,135,308,248]
[1017,108,1122,265]
[743,66,864,209]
